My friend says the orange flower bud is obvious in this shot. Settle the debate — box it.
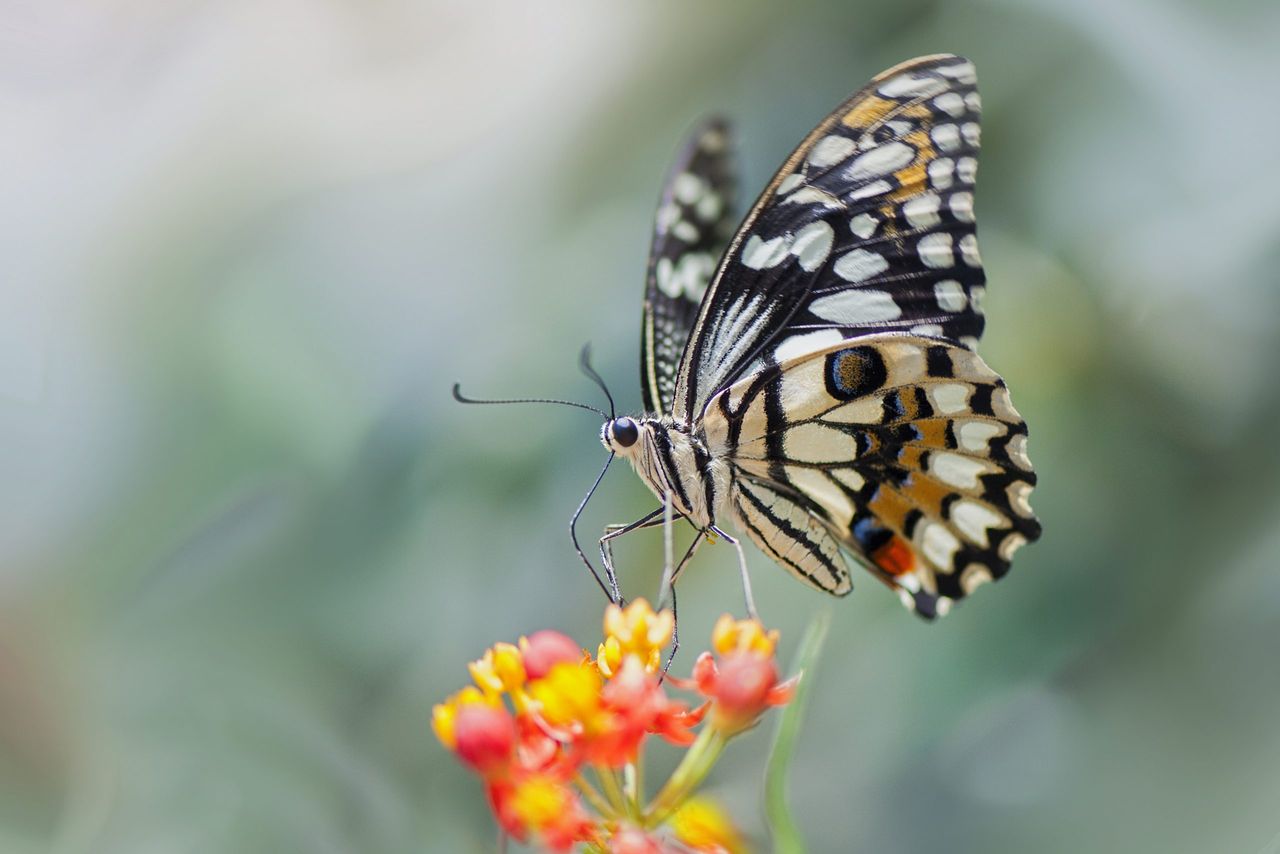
[711,614,778,658]
[469,642,526,696]
[601,599,674,674]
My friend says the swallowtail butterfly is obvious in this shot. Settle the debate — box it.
[597,54,1040,619]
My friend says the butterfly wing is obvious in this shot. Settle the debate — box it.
[641,118,739,415]
[671,54,986,423]
[704,335,1040,618]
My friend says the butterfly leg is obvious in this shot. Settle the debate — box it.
[657,531,706,678]
[711,525,758,619]
[599,507,665,603]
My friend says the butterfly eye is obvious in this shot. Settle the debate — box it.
[612,417,639,448]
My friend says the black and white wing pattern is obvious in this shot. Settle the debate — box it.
[641,119,738,414]
[703,335,1040,618]
[672,54,987,423]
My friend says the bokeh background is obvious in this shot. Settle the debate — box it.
[4,1,1279,852]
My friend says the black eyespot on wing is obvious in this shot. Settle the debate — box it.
[612,417,640,447]
[824,345,888,401]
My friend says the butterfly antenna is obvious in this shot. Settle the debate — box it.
[570,452,619,602]
[578,343,616,420]
[451,384,608,418]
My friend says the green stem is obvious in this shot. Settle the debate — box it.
[573,772,616,819]
[644,726,729,827]
[595,765,629,817]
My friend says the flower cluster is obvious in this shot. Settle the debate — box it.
[433,600,796,852]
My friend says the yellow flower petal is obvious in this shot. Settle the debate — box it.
[670,796,749,853]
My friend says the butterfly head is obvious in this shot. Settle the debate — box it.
[601,416,642,455]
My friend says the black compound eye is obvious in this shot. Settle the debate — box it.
[612,417,639,448]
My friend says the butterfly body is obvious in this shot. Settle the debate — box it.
[604,54,1038,619]
[602,415,729,530]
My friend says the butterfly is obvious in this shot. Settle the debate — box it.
[593,54,1041,619]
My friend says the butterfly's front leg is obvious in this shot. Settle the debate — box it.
[599,507,666,603]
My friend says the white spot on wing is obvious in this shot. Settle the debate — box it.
[949,191,974,223]
[934,279,967,312]
[918,233,955,268]
[959,234,982,267]
[742,235,790,269]
[878,74,948,99]
[850,179,892,200]
[930,383,971,414]
[921,523,961,571]
[673,221,699,242]
[832,248,889,283]
[673,172,705,204]
[957,420,1002,452]
[850,213,878,239]
[931,124,961,153]
[928,158,955,190]
[776,173,804,195]
[933,92,965,117]
[931,452,989,489]
[810,288,901,323]
[952,500,1004,545]
[903,192,942,229]
[846,142,915,182]
[790,221,835,272]
[808,135,856,167]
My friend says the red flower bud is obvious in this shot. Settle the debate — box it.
[453,703,516,777]
[521,630,583,680]
[707,652,780,734]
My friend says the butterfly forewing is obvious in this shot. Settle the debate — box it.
[641,118,739,414]
[672,54,987,423]
[703,334,1039,617]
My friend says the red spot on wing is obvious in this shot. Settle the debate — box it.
[872,535,916,576]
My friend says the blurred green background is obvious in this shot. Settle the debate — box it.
[3,1,1279,852]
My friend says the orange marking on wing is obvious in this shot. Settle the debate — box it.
[889,130,935,201]
[841,96,898,131]
[867,485,910,530]
[910,419,951,448]
[900,474,952,516]
[872,535,916,576]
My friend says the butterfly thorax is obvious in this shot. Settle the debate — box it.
[602,415,730,529]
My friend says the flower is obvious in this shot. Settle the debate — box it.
[520,630,585,680]
[599,599,675,676]
[711,614,779,658]
[504,774,598,852]
[433,597,798,849]
[469,641,526,696]
[670,796,749,853]
[431,685,497,750]
[692,651,795,735]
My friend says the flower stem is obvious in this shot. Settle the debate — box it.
[644,726,729,827]
[595,765,630,817]
[573,771,616,819]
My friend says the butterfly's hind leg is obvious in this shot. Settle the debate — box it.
[599,507,666,603]
[710,525,759,619]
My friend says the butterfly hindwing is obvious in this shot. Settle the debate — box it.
[672,54,987,422]
[703,334,1039,618]
[642,118,739,414]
